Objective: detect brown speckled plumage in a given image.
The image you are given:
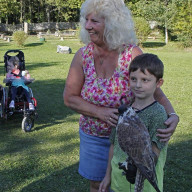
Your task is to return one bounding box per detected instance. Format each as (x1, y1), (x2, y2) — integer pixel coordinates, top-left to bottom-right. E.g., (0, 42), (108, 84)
(117, 107), (160, 192)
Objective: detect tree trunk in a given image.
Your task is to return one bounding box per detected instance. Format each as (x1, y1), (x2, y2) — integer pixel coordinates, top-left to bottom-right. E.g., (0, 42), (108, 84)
(29, 2), (32, 23)
(46, 5), (50, 23)
(20, 0), (23, 23)
(6, 16), (8, 24)
(165, 27), (168, 44)
(164, 0), (169, 44)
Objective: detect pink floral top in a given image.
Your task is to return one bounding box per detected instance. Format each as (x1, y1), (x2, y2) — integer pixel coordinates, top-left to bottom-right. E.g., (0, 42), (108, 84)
(79, 43), (135, 137)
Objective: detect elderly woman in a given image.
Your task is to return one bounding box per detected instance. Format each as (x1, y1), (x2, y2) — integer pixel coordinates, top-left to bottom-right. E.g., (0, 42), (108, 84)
(63, 0), (179, 191)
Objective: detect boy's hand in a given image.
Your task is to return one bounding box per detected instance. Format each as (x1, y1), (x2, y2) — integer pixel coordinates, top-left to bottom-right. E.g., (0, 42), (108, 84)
(99, 175), (111, 192)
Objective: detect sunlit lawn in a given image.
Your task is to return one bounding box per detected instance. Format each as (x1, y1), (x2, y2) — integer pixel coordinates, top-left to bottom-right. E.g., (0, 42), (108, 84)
(0, 36), (191, 192)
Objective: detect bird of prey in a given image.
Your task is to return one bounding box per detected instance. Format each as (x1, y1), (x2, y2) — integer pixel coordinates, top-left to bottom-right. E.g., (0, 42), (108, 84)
(117, 106), (161, 192)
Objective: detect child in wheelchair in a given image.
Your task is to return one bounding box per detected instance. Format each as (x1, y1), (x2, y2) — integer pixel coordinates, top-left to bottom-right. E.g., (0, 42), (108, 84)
(6, 59), (34, 111)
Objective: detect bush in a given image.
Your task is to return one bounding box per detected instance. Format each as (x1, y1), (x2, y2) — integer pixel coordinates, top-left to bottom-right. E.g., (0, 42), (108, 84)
(177, 33), (192, 48)
(13, 31), (28, 46)
(133, 17), (151, 45)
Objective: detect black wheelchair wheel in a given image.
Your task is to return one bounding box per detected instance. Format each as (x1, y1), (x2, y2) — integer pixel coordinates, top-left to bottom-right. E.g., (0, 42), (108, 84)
(0, 91), (3, 117)
(22, 116), (34, 132)
(0, 87), (8, 119)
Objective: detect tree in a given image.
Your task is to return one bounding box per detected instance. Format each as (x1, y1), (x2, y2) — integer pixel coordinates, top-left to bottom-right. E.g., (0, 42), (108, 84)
(0, 0), (19, 24)
(136, 0), (176, 44)
(124, 0), (141, 16)
(0, 0), (84, 24)
(51, 0), (83, 22)
(171, 0), (192, 47)
(133, 17), (151, 45)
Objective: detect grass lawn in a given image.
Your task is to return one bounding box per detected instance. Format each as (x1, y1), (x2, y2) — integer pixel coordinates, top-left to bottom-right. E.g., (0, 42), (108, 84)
(0, 36), (191, 192)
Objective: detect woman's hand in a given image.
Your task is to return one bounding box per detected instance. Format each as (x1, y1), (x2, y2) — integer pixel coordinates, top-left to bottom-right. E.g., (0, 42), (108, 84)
(157, 114), (179, 142)
(99, 175), (111, 192)
(97, 107), (119, 127)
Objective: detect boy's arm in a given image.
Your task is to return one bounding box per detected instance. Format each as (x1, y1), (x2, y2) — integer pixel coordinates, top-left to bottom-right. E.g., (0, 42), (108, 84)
(152, 143), (160, 165)
(99, 144), (114, 192)
(151, 106), (168, 164)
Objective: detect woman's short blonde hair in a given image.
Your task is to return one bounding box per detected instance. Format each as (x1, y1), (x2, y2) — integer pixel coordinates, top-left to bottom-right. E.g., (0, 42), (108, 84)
(80, 0), (137, 51)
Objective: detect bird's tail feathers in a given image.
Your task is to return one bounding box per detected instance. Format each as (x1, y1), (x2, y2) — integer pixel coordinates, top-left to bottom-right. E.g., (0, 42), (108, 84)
(134, 169), (145, 192)
(136, 164), (161, 192)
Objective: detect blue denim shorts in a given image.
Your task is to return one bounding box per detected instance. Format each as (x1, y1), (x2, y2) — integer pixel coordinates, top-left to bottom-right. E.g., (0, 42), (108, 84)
(78, 129), (111, 181)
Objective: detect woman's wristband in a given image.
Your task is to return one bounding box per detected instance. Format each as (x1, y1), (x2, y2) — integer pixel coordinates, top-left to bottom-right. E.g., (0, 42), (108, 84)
(168, 113), (179, 121)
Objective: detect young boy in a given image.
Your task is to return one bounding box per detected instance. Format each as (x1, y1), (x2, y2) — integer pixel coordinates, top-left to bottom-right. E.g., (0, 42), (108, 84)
(99, 53), (168, 192)
(7, 60), (34, 111)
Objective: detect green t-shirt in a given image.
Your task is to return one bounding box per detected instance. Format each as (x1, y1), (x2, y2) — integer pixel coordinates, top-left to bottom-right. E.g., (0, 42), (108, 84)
(110, 101), (168, 192)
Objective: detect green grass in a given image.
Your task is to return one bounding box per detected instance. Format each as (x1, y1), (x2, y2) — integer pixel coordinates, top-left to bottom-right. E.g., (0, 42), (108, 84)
(0, 36), (191, 192)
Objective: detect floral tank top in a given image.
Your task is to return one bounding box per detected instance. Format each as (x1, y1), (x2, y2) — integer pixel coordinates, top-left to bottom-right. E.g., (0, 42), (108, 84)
(79, 43), (135, 137)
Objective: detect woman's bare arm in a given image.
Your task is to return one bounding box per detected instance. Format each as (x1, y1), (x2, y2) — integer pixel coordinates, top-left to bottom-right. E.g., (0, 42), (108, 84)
(154, 88), (179, 141)
(63, 49), (118, 125)
(132, 46), (143, 59)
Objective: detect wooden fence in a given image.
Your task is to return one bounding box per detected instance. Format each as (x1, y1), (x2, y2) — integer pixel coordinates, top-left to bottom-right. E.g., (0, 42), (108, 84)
(0, 22), (79, 34)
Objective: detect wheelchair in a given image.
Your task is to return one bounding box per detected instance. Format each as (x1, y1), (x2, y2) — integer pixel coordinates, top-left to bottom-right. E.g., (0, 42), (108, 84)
(0, 50), (38, 132)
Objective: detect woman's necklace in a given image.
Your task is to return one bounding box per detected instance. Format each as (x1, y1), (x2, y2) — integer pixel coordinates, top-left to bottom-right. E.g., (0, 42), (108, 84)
(98, 53), (104, 65)
(96, 48), (110, 65)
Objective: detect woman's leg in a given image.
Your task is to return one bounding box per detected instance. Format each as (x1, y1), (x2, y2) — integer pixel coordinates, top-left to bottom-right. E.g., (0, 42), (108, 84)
(90, 180), (101, 192)
(90, 181), (113, 192)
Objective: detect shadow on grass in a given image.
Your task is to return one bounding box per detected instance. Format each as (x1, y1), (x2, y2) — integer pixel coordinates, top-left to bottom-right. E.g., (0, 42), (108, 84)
(163, 139), (192, 192)
(20, 139), (192, 192)
(0, 138), (190, 192)
(0, 42), (9, 47)
(0, 128), (86, 191)
(25, 43), (44, 47)
(0, 66), (5, 77)
(20, 163), (89, 192)
(142, 42), (166, 48)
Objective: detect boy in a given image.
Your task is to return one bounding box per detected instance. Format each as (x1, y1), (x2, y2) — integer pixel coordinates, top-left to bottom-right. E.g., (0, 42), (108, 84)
(99, 53), (168, 192)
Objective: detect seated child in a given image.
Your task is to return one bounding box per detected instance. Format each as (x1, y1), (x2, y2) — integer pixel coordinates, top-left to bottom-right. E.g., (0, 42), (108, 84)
(6, 60), (34, 111)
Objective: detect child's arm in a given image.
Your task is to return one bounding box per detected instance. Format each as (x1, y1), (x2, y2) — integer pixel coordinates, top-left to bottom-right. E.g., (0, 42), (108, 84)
(99, 144), (114, 192)
(5, 71), (15, 84)
(21, 70), (29, 76)
(150, 105), (168, 164)
(21, 70), (31, 80)
(152, 143), (160, 165)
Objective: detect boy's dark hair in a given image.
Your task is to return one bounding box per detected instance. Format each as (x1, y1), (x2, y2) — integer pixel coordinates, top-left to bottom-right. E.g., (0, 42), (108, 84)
(129, 53), (164, 81)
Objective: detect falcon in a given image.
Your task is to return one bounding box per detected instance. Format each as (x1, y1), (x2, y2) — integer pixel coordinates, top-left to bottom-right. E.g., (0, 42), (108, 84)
(117, 106), (161, 192)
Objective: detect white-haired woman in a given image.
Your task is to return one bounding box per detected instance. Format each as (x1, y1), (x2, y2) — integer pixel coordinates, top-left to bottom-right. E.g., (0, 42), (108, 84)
(63, 0), (179, 191)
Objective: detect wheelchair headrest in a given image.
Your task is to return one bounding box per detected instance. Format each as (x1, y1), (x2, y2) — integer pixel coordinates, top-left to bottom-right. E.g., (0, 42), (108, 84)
(4, 50), (25, 74)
